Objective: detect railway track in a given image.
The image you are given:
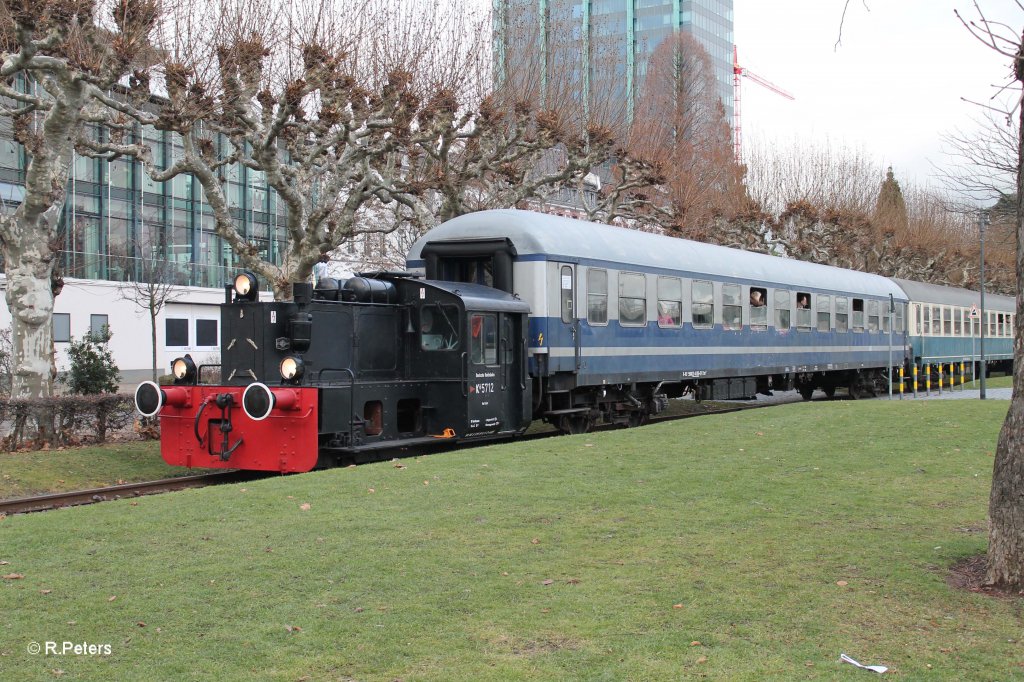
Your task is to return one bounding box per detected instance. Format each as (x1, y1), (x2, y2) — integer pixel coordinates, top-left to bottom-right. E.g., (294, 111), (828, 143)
(1, 396), (790, 515)
(0, 470), (268, 515)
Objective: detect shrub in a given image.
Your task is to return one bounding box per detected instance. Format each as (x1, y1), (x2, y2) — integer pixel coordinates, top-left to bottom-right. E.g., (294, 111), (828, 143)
(63, 326), (120, 395)
(0, 394), (136, 450)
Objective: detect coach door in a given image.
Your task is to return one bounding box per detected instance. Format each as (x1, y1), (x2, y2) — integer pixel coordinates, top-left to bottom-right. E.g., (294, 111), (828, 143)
(465, 311), (523, 436)
(559, 264), (581, 371)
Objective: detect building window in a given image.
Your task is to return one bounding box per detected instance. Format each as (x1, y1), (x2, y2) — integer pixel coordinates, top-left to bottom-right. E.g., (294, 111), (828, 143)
(618, 272), (646, 327)
(53, 313), (71, 343)
(90, 314), (109, 340)
(587, 268), (608, 325)
(166, 318), (189, 347)
(196, 319), (218, 347)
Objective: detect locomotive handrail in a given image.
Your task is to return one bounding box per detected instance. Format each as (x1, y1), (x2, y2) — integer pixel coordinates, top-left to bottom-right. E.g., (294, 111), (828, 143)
(460, 352), (468, 397)
(313, 366), (360, 437)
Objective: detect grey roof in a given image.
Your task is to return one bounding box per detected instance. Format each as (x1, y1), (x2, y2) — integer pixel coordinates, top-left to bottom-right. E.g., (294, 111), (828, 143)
(424, 280), (531, 313)
(893, 278), (1015, 312)
(409, 210), (907, 300)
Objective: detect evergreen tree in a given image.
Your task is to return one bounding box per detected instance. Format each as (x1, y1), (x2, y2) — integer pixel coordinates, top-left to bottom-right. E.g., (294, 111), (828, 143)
(63, 327), (120, 395)
(874, 167), (909, 233)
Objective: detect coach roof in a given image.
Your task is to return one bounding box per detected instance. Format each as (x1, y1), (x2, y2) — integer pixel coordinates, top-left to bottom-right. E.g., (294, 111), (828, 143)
(409, 209), (906, 300)
(893, 278), (1014, 312)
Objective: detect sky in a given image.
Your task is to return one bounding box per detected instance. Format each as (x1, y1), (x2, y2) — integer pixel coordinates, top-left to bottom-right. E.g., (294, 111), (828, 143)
(733, 0), (1020, 191)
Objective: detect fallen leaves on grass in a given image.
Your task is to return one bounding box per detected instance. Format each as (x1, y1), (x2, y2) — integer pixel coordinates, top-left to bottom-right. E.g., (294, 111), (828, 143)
(39, 589), (52, 595)
(137, 622), (146, 628)
(673, 604), (684, 609)
(690, 641), (702, 647)
(542, 579), (554, 586)
(0, 560), (9, 565)
(300, 503), (311, 511)
(836, 580), (848, 587)
(285, 625), (302, 634)
(107, 596), (117, 602)
(531, 538), (540, 545)
(697, 656), (708, 664)
(3, 573), (24, 580)
(392, 461), (407, 469)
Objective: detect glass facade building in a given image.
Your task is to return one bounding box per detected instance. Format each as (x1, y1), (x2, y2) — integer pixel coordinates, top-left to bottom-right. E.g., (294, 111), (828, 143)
(494, 0), (734, 123)
(0, 98), (287, 289)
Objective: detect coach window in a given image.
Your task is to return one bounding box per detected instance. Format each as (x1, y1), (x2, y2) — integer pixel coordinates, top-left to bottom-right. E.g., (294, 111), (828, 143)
(895, 303), (905, 334)
(882, 301), (892, 333)
(420, 305), (460, 351)
(953, 308), (962, 336)
(938, 306), (949, 335)
(587, 269), (608, 325)
(619, 272), (647, 327)
(692, 280), (713, 328)
(864, 299), (880, 329)
(470, 313), (497, 365)
(817, 295), (831, 332)
(922, 305), (930, 335)
(997, 313), (1006, 337)
(774, 290), (791, 331)
(852, 299), (864, 332)
(835, 297), (849, 332)
(795, 291), (812, 331)
(749, 286), (768, 329)
(657, 276), (682, 328)
(722, 284), (742, 330)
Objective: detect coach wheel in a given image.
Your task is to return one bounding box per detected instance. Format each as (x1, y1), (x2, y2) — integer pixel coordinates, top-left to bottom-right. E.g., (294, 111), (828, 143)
(847, 382), (863, 400)
(558, 414), (592, 435)
(823, 385), (836, 399)
(798, 386), (814, 401)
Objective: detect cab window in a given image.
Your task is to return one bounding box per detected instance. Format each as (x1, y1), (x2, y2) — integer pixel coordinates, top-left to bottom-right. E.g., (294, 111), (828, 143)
(420, 305), (460, 351)
(470, 313), (497, 364)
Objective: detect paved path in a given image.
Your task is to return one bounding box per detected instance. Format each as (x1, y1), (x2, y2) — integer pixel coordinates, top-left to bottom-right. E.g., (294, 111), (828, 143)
(893, 387), (1011, 400)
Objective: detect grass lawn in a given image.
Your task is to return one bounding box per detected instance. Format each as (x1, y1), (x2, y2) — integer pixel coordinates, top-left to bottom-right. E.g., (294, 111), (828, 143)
(0, 400), (1019, 680)
(0, 442), (211, 500)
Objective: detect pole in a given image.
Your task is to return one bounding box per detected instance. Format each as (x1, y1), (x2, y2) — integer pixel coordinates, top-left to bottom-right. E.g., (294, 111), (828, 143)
(979, 210), (988, 400)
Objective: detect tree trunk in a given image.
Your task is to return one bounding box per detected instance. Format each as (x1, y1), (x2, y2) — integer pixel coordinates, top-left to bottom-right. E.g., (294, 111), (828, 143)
(150, 305), (158, 383)
(3, 238), (57, 440)
(985, 93), (1024, 590)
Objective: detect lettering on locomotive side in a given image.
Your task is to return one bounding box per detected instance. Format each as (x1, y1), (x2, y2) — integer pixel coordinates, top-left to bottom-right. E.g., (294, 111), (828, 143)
(680, 370), (708, 378)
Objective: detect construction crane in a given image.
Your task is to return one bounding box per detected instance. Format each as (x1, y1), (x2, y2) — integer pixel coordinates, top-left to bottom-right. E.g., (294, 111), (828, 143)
(733, 46), (794, 163)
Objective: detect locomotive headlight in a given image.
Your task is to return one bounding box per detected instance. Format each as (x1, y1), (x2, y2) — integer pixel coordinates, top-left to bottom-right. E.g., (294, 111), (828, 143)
(171, 355), (197, 384)
(279, 356), (304, 381)
(233, 271), (259, 301)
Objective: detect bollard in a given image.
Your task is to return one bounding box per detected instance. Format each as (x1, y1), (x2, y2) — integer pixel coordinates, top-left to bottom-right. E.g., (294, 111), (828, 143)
(925, 363), (931, 394)
(899, 366), (904, 399)
(960, 361), (966, 390)
(913, 364), (919, 398)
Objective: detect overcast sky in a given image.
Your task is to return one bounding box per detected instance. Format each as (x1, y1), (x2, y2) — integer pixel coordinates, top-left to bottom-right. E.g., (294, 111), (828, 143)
(734, 0), (1019, 191)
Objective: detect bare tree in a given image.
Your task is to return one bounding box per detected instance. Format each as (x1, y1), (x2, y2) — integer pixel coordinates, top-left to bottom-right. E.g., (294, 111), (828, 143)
(82, 0), (657, 299)
(116, 240), (185, 382)
(0, 0), (162, 434)
(956, 1), (1024, 591)
(628, 32), (743, 233)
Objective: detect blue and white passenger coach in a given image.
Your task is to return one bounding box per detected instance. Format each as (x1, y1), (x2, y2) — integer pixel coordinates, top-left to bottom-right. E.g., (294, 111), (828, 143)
(409, 210), (910, 433)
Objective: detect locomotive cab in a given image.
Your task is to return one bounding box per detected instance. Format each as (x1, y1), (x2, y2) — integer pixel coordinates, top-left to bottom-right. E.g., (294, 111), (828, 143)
(135, 272), (532, 472)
